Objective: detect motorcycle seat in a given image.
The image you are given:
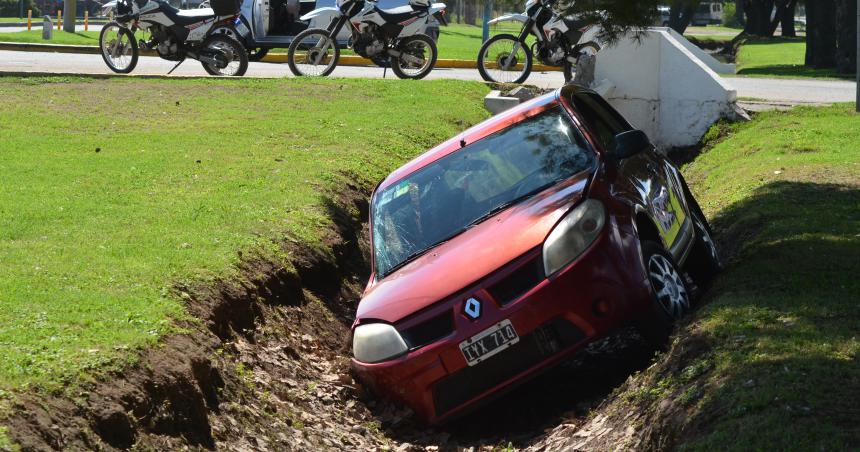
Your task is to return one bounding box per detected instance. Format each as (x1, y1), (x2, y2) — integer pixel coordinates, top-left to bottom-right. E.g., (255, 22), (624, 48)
(157, 1), (217, 26)
(376, 5), (425, 25)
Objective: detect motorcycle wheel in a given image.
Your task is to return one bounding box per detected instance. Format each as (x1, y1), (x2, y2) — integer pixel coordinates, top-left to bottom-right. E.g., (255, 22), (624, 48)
(288, 28), (339, 77)
(390, 34), (438, 80)
(99, 22), (138, 74)
(248, 47), (269, 62)
(201, 35), (249, 76)
(477, 33), (532, 84)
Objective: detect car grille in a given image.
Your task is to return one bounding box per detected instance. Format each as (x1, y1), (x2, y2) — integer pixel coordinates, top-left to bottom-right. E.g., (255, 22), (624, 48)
(431, 317), (585, 417)
(400, 310), (455, 350)
(487, 256), (545, 306)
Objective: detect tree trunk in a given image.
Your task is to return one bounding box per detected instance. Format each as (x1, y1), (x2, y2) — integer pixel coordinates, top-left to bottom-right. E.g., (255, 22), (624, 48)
(464, 0), (477, 26)
(746, 0), (775, 36)
(835, 0), (857, 74)
(669, 3), (696, 34)
(735, 0), (746, 26)
(805, 0), (816, 65)
(810, 0), (837, 68)
(779, 0), (797, 37)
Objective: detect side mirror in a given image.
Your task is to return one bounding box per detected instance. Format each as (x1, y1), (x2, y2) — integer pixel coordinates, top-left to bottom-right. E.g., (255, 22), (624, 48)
(610, 130), (652, 161)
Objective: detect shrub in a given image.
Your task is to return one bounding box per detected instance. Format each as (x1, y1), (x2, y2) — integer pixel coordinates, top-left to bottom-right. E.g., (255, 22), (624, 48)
(0, 0), (42, 17)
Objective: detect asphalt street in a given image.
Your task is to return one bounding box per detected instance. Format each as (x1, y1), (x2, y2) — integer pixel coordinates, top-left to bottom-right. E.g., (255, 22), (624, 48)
(0, 50), (856, 105)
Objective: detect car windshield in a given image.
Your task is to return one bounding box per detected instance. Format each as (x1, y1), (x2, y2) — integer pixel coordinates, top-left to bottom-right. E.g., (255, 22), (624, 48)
(371, 107), (597, 279)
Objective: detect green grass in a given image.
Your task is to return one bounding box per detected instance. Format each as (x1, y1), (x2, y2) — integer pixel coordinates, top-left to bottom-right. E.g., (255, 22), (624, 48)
(686, 25), (743, 35)
(673, 104), (860, 449)
(0, 29), (100, 45)
(0, 76), (490, 392)
(436, 22), (524, 60)
(684, 33), (737, 43)
(736, 37), (854, 79)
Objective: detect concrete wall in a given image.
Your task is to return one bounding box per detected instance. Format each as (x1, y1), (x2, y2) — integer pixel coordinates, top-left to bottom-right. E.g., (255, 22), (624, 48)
(593, 29), (738, 150)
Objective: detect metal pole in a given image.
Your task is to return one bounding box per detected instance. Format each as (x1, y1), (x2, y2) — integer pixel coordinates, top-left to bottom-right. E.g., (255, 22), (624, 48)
(482, 0), (491, 42)
(856, 0), (859, 112)
(19, 0), (23, 19)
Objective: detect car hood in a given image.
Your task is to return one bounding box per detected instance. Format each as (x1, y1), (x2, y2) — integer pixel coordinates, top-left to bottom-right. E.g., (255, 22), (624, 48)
(356, 171), (592, 324)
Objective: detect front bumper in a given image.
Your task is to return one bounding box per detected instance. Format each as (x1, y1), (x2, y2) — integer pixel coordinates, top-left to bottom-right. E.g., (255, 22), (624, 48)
(352, 226), (650, 424)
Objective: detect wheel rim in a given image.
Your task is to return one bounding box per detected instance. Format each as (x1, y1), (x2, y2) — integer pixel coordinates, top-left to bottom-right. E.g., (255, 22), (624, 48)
(647, 254), (689, 319)
(292, 32), (336, 76)
(101, 25), (134, 71)
(481, 37), (528, 83)
(396, 39), (431, 77)
(206, 39), (242, 76)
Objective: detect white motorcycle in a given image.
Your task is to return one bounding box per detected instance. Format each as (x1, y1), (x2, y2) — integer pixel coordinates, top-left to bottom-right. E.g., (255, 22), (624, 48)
(287, 0), (446, 79)
(478, 0), (600, 84)
(99, 0), (249, 76)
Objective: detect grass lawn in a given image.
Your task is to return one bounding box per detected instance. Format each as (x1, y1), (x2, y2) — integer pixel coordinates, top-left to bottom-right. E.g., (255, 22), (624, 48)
(672, 104), (860, 448)
(736, 37), (854, 79)
(0, 76), (490, 394)
(0, 29), (100, 45)
(436, 22), (525, 60)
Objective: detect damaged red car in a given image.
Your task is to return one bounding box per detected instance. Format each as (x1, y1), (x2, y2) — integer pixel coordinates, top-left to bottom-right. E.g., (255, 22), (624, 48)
(351, 84), (721, 424)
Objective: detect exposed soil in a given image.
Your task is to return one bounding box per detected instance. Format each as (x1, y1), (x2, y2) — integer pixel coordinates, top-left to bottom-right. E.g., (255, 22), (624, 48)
(1, 172), (685, 451)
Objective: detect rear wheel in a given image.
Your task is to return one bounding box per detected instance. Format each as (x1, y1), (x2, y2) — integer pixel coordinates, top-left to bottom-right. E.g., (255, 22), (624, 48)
(288, 28), (339, 77)
(99, 22), (138, 74)
(477, 33), (532, 84)
(636, 240), (691, 347)
(390, 34), (438, 80)
(201, 35), (248, 76)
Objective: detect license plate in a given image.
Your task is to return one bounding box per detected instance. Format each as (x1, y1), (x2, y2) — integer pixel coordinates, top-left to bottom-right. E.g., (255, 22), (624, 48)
(459, 319), (519, 366)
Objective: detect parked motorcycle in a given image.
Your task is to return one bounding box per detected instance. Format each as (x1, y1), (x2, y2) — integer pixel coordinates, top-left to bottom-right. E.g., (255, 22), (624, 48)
(286, 0), (446, 79)
(98, 0), (249, 76)
(477, 0), (600, 84)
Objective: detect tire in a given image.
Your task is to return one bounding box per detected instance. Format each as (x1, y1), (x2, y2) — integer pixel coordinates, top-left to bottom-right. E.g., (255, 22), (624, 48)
(99, 22), (138, 74)
(390, 34), (438, 80)
(477, 33), (533, 84)
(248, 47), (269, 62)
(201, 35), (248, 76)
(636, 240), (692, 347)
(288, 28), (339, 77)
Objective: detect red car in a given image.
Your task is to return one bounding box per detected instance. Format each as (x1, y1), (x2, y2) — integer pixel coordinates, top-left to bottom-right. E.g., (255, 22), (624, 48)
(351, 84), (721, 424)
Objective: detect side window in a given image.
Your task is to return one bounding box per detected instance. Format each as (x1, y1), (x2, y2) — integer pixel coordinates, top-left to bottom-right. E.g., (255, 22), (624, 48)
(571, 92), (633, 154)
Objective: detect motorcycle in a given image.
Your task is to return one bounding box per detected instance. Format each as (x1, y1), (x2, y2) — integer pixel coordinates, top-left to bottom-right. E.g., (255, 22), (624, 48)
(98, 0), (249, 76)
(286, 0), (447, 79)
(477, 0), (600, 84)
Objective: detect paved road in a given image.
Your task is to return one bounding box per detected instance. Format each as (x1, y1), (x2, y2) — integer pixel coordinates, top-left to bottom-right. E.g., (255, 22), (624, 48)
(0, 50), (856, 105)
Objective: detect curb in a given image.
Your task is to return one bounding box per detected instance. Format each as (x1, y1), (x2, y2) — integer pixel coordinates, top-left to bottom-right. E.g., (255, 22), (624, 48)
(0, 41), (561, 72)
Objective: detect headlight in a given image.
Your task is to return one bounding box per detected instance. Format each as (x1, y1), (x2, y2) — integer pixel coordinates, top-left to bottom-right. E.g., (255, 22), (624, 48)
(542, 199), (605, 276)
(352, 323), (408, 363)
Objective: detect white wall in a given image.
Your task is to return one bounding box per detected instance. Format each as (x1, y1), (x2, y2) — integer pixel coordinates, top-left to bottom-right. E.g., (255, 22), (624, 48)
(593, 29), (738, 150)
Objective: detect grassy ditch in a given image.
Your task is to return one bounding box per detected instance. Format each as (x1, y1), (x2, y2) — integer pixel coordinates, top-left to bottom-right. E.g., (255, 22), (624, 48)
(536, 103), (860, 450)
(671, 103), (860, 449)
(0, 76), (490, 396)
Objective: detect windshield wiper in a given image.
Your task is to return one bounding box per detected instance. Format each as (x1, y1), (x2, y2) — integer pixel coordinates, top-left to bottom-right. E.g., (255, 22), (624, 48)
(379, 243), (445, 279)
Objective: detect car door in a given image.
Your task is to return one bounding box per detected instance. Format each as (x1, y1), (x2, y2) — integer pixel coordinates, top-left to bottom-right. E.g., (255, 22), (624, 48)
(570, 91), (692, 261)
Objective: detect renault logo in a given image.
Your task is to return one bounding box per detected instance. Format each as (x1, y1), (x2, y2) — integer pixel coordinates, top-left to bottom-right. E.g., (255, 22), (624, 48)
(464, 298), (482, 320)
